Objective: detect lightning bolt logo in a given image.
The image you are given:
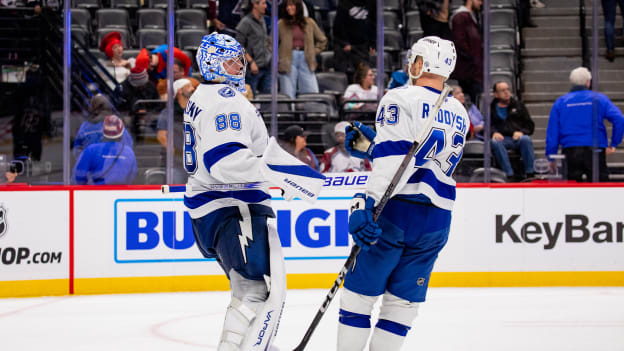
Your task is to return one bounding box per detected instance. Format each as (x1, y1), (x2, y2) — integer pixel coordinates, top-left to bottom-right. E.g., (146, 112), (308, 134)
(238, 205), (254, 264)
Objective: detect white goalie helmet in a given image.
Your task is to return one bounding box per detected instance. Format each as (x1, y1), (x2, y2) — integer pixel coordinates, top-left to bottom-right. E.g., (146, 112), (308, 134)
(196, 32), (247, 93)
(408, 36), (457, 80)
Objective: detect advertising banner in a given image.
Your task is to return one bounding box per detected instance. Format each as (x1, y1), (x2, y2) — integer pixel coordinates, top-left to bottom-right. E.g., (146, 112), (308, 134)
(0, 190), (69, 296)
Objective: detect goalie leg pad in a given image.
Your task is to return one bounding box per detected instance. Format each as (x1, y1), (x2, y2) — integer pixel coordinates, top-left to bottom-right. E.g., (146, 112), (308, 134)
(239, 220), (286, 350)
(337, 288), (379, 351)
(369, 291), (420, 351)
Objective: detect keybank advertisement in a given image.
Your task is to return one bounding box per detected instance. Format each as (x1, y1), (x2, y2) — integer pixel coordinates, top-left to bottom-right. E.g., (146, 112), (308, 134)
(0, 191), (69, 281)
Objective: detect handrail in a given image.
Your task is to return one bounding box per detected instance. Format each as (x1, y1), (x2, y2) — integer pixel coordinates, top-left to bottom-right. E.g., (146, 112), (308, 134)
(580, 0), (590, 67)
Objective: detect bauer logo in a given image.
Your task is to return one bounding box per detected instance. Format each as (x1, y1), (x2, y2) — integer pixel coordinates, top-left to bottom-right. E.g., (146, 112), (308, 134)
(114, 197), (354, 263)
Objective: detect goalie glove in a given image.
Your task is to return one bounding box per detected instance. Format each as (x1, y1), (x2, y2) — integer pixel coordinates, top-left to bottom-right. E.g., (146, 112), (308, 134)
(345, 121), (376, 161)
(348, 193), (381, 250)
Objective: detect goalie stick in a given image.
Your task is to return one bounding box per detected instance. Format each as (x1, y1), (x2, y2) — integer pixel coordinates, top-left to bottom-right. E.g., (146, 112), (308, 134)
(161, 182), (265, 194)
(292, 84), (452, 351)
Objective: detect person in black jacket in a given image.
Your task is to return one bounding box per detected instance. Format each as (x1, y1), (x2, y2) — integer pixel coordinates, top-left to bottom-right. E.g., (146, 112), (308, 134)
(490, 81), (536, 180)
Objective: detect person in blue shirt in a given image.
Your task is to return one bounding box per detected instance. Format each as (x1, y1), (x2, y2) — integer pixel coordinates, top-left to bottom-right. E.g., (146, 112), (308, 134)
(73, 94), (133, 160)
(546, 67), (624, 182)
(387, 50), (410, 90)
(72, 115), (137, 185)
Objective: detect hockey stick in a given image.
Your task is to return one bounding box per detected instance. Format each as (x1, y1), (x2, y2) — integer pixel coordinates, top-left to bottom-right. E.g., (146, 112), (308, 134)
(292, 84), (452, 351)
(161, 182), (265, 194)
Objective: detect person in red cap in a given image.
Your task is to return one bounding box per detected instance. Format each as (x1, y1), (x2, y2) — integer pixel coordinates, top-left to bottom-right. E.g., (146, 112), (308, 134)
(99, 31), (135, 87)
(135, 44), (191, 83)
(72, 115), (137, 185)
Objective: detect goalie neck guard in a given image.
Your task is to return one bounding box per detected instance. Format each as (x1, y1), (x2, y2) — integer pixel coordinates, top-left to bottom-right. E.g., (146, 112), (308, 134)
(196, 32), (247, 93)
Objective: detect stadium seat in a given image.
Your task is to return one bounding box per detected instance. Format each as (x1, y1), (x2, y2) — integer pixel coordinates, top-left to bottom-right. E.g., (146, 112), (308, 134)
(186, 0), (210, 9)
(405, 10), (421, 32)
(318, 50), (334, 72)
(490, 28), (516, 50)
(407, 30), (424, 45)
(176, 29), (207, 51)
(490, 9), (517, 29)
(72, 0), (101, 10)
(383, 29), (403, 52)
(138, 9), (166, 30)
(70, 8), (91, 33)
(63, 27), (91, 47)
(405, 0), (419, 11)
(296, 93), (339, 120)
(175, 9), (207, 30)
(110, 0), (138, 10)
(138, 29), (167, 50)
(383, 11), (400, 30)
(490, 49), (516, 73)
(122, 48), (140, 60)
(96, 9), (130, 30)
(383, 0), (401, 12)
(147, 0), (170, 9)
(316, 71), (348, 94)
(97, 27), (130, 48)
(491, 0), (516, 8)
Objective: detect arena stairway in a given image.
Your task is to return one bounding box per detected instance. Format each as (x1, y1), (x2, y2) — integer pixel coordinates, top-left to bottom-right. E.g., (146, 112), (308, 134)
(521, 0), (624, 179)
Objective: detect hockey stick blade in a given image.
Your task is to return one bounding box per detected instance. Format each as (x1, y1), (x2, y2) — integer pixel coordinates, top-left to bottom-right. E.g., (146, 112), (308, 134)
(292, 84), (451, 351)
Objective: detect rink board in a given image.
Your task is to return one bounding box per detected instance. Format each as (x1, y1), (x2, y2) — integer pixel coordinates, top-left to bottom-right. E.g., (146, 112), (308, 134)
(1, 177), (624, 297)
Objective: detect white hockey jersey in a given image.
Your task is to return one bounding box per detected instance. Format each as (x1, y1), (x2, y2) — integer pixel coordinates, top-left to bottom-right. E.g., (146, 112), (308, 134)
(183, 83), (271, 218)
(367, 85), (470, 210)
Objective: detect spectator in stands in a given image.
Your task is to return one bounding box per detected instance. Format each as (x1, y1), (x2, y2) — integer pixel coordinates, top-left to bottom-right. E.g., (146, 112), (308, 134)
(135, 45), (192, 84)
(490, 81), (536, 180)
(2, 170), (17, 184)
(211, 0), (243, 36)
(73, 94), (133, 160)
(157, 70), (200, 101)
(277, 0), (327, 98)
(416, 0), (452, 40)
(278, 124), (319, 170)
(601, 0), (624, 61)
(343, 63), (378, 113)
(333, 0), (376, 75)
(12, 82), (50, 162)
(236, 0), (273, 96)
(115, 67), (160, 139)
(450, 0), (483, 106)
(452, 84), (484, 140)
(99, 31), (134, 87)
(546, 67), (624, 182)
(72, 115), (137, 185)
(387, 49), (411, 89)
(156, 78), (194, 183)
(320, 121), (372, 173)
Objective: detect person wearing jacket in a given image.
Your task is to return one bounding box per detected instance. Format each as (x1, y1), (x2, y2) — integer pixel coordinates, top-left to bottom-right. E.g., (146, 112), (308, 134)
(450, 0), (483, 105)
(546, 67), (624, 182)
(72, 95), (133, 160)
(72, 115), (137, 185)
(490, 81), (536, 180)
(277, 0), (327, 98)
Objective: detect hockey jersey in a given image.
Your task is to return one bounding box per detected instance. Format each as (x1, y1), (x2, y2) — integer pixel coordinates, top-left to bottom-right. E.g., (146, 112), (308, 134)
(183, 83), (271, 218)
(368, 85), (469, 210)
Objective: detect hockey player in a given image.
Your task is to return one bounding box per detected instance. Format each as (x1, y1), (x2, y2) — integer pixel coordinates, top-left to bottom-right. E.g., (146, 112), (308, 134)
(185, 33), (325, 351)
(338, 36), (470, 351)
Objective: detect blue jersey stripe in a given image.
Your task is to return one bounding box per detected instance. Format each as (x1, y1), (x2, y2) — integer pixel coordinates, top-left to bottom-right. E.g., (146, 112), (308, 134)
(184, 190), (270, 209)
(372, 140), (412, 159)
(407, 168), (456, 200)
(266, 164), (325, 180)
(203, 142), (247, 172)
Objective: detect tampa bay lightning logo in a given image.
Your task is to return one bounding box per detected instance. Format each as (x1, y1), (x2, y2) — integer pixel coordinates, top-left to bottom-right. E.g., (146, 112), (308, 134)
(0, 204), (7, 239)
(218, 86), (236, 98)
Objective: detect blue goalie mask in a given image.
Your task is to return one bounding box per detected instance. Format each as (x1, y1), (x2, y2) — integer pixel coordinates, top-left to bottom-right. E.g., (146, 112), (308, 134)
(196, 32), (247, 93)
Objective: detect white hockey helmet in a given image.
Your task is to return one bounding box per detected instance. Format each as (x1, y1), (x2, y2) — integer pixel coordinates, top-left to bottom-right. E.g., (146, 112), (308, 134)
(408, 36), (457, 80)
(196, 32), (247, 93)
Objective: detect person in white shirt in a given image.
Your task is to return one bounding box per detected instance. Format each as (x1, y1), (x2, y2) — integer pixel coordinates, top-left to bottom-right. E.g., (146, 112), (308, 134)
(343, 62), (378, 112)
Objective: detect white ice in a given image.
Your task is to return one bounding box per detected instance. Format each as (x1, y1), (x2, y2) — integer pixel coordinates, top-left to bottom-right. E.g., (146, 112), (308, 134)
(1, 287), (623, 351)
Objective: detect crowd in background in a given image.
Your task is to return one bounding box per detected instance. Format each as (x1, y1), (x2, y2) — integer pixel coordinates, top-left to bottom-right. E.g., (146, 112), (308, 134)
(2, 0), (624, 185)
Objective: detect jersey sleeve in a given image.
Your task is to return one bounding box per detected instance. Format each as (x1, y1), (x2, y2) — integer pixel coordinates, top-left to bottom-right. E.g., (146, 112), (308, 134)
(366, 91), (418, 204)
(194, 96), (266, 184)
